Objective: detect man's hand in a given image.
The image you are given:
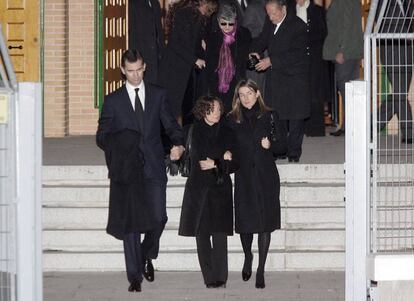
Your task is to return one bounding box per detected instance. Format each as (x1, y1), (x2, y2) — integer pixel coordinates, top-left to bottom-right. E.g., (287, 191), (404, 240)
(223, 151), (232, 161)
(255, 57), (271, 71)
(199, 157), (216, 170)
(170, 145), (185, 161)
(195, 58), (206, 69)
(335, 52), (345, 64)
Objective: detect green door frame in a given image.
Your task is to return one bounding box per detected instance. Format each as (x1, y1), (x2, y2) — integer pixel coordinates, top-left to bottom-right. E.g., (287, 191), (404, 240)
(95, 0), (104, 110)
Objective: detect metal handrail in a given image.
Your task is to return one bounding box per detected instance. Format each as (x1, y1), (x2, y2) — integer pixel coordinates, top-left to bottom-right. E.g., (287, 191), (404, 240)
(0, 24), (17, 90)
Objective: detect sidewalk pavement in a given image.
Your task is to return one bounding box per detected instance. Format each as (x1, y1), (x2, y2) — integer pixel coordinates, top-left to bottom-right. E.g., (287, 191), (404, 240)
(43, 271), (345, 301)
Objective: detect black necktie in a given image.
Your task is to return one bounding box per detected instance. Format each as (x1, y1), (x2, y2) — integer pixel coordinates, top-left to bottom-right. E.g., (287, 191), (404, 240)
(134, 88), (144, 132)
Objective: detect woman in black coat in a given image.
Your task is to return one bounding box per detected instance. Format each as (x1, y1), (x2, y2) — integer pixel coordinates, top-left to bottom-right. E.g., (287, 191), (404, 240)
(158, 0), (218, 122)
(205, 3), (251, 113)
(227, 79), (285, 289)
(178, 95), (236, 288)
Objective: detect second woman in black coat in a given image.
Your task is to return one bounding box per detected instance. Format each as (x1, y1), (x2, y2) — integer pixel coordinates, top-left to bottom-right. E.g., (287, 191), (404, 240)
(205, 3), (251, 113)
(178, 95), (236, 288)
(227, 79), (285, 289)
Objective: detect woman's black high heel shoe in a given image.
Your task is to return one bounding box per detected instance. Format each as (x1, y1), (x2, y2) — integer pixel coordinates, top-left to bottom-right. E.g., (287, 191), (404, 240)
(255, 271), (265, 289)
(242, 254), (253, 281)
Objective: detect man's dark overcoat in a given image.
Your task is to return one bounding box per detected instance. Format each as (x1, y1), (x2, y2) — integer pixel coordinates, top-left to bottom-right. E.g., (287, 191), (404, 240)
(129, 0), (165, 84)
(97, 83), (184, 230)
(205, 24), (251, 112)
(158, 6), (206, 118)
(251, 13), (310, 120)
(227, 107), (286, 233)
(178, 120), (236, 236)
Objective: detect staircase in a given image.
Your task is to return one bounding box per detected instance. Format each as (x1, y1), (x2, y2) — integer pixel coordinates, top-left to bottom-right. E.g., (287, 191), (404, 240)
(42, 164), (345, 272)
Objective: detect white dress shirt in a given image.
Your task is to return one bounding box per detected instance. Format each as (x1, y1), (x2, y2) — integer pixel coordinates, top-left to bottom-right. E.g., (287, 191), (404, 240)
(296, 0), (310, 24)
(274, 13), (287, 35)
(126, 80), (145, 111)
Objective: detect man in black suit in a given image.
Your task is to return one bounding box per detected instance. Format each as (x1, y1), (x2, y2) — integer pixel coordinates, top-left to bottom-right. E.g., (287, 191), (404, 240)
(97, 50), (184, 292)
(250, 0), (309, 162)
(129, 0), (164, 84)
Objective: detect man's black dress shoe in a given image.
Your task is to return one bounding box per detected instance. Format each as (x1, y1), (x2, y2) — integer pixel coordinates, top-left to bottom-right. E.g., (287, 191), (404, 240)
(242, 271), (252, 281)
(143, 259), (154, 282)
(128, 280), (142, 292)
(330, 129), (344, 136)
(402, 138), (413, 144)
(288, 157), (299, 163)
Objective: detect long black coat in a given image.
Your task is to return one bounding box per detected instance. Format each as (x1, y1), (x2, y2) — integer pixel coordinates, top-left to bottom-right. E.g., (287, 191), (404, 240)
(103, 130), (157, 240)
(97, 83), (184, 230)
(290, 1), (328, 136)
(252, 13), (310, 120)
(227, 107), (283, 234)
(205, 25), (251, 112)
(129, 0), (165, 84)
(179, 120), (236, 237)
(158, 6), (206, 118)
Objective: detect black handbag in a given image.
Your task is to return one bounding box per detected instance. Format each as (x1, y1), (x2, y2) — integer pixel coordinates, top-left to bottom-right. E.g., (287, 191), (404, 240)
(179, 125), (194, 177)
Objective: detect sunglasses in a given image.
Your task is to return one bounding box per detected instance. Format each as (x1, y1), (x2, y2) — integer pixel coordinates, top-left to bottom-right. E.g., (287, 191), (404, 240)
(220, 22), (235, 26)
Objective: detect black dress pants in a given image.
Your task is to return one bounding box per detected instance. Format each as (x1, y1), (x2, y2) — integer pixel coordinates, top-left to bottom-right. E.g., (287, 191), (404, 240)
(196, 233), (228, 285)
(123, 232), (143, 284)
(280, 119), (305, 160)
(141, 179), (167, 261)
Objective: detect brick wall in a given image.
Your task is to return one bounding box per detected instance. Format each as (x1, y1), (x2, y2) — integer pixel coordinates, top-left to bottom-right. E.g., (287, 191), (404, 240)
(44, 0), (69, 137)
(44, 0), (98, 137)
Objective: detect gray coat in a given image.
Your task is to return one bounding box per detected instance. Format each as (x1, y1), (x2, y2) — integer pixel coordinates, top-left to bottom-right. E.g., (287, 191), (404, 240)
(323, 0), (363, 61)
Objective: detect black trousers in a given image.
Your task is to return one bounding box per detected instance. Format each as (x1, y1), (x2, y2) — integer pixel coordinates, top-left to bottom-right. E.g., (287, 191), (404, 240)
(123, 232), (143, 284)
(379, 43), (413, 138)
(280, 119), (305, 159)
(196, 233), (228, 285)
(335, 59), (360, 130)
(141, 179), (167, 260)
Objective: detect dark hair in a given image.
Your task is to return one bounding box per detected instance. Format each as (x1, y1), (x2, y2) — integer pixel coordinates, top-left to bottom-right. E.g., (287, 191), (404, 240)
(192, 95), (224, 120)
(121, 49), (144, 67)
(165, 0), (218, 38)
(228, 79), (271, 123)
(266, 0), (287, 7)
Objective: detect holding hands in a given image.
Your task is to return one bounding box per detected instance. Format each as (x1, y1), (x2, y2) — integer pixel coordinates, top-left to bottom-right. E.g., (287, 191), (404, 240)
(199, 157), (216, 170)
(223, 151), (232, 161)
(249, 53), (271, 71)
(170, 145), (185, 161)
(195, 58), (206, 69)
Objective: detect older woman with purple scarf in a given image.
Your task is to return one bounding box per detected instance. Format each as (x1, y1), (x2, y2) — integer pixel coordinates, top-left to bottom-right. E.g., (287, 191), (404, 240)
(205, 3), (251, 113)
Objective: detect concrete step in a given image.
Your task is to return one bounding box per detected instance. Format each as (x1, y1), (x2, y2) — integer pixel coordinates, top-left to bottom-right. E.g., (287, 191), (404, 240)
(42, 207), (345, 231)
(43, 229), (345, 253)
(42, 249), (344, 272)
(42, 164), (346, 184)
(42, 184), (346, 208)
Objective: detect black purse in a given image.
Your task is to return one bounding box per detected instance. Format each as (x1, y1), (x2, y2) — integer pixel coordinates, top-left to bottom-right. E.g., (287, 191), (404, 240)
(179, 125), (194, 177)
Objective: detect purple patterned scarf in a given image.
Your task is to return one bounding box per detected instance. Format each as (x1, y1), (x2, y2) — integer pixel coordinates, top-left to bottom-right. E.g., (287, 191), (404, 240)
(216, 23), (237, 93)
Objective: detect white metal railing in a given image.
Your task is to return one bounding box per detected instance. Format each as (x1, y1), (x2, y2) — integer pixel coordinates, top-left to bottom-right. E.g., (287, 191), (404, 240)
(0, 24), (18, 301)
(347, 0), (414, 300)
(0, 25), (42, 301)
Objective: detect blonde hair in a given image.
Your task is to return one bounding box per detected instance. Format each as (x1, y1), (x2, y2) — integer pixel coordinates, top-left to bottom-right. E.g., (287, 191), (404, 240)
(228, 79), (271, 123)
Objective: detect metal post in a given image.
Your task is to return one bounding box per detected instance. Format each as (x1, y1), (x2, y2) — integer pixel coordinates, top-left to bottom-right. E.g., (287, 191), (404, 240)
(345, 81), (369, 301)
(16, 82), (42, 301)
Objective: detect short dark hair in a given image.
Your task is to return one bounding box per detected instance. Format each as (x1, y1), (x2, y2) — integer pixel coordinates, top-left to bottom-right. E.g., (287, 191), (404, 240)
(266, 0), (287, 7)
(192, 95), (224, 120)
(121, 49), (144, 67)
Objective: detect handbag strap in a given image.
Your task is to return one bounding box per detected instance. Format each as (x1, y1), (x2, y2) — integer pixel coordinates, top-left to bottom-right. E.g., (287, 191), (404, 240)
(185, 124), (194, 153)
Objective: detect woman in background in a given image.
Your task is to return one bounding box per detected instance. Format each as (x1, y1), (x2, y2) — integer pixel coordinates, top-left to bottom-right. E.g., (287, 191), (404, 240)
(205, 3), (251, 113)
(159, 0), (218, 124)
